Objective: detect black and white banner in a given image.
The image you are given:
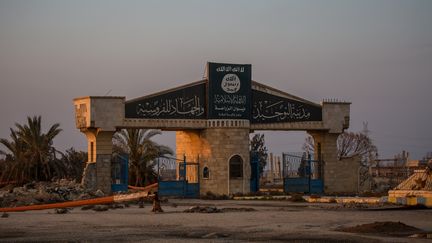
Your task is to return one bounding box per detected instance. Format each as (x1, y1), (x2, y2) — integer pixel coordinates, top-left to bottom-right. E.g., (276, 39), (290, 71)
(207, 62), (251, 119)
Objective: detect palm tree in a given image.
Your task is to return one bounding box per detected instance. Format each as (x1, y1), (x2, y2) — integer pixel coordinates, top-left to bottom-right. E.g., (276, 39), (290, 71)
(0, 128), (29, 183)
(0, 116), (62, 183)
(59, 148), (87, 182)
(113, 129), (173, 186)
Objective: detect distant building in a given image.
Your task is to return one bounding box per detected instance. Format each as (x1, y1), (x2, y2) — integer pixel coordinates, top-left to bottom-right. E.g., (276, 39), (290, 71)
(370, 159), (428, 178)
(369, 151), (429, 191)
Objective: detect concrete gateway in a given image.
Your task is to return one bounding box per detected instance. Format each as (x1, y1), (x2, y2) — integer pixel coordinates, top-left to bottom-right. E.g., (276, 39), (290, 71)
(73, 62), (356, 196)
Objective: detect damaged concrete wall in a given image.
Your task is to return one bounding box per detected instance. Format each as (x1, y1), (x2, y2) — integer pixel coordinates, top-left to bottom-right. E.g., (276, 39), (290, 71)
(81, 162), (97, 191)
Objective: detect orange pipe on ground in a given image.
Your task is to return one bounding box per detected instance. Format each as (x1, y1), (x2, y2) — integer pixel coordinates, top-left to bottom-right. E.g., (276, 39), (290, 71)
(128, 184), (159, 191)
(0, 183), (158, 213)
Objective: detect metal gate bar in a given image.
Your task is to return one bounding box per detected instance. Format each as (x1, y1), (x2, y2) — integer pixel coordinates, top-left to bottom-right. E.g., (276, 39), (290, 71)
(157, 156), (200, 198)
(282, 152), (323, 194)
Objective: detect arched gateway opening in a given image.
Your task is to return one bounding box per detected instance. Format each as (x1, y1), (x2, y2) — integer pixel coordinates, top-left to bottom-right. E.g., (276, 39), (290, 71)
(74, 62), (352, 196)
(229, 155), (244, 194)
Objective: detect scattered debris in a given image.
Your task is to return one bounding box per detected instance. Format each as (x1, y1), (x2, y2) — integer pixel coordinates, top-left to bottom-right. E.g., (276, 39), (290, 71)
(151, 192), (163, 213)
(55, 208), (69, 214)
(94, 189), (105, 197)
(220, 208), (255, 212)
(184, 206), (220, 213)
(337, 221), (422, 235)
(0, 179), (91, 208)
(323, 202), (387, 210)
(184, 206), (256, 213)
(138, 197), (145, 208)
(288, 194), (306, 202)
(109, 203), (125, 209)
(341, 202), (370, 209)
(409, 233), (432, 239)
(201, 232), (229, 239)
(81, 205), (95, 210)
(92, 205), (109, 212)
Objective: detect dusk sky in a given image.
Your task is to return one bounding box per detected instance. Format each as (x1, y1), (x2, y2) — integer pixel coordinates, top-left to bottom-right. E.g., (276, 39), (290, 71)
(1, 0), (431, 160)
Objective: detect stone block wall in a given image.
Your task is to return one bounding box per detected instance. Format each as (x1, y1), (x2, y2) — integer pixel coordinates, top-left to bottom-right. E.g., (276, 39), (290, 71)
(96, 154), (112, 194)
(90, 97), (125, 131)
(176, 127), (250, 196)
(322, 102), (350, 133)
(81, 130), (114, 194)
(308, 131), (360, 194)
(336, 156), (360, 193)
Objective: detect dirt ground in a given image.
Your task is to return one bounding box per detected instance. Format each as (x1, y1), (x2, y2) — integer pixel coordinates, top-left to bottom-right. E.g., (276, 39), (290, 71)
(1, 199), (431, 242)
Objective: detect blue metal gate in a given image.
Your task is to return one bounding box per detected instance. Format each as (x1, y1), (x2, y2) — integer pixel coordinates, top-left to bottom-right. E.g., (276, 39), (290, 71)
(282, 152), (323, 194)
(157, 156), (200, 198)
(111, 154), (129, 192)
(250, 152), (260, 192)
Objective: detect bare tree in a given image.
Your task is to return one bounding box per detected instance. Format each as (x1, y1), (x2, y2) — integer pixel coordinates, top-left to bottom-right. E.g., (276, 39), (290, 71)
(337, 132), (377, 161)
(303, 130), (378, 191)
(303, 132), (377, 162)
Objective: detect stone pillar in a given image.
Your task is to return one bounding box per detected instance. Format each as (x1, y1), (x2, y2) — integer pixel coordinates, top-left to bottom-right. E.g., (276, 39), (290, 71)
(175, 130), (203, 183)
(309, 131), (360, 193)
(308, 131), (340, 193)
(81, 129), (97, 191)
(176, 126), (250, 196)
(176, 130), (205, 162)
(81, 129), (114, 194)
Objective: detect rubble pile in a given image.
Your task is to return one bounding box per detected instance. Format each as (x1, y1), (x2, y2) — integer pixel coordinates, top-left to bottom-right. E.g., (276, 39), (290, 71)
(184, 206), (221, 213)
(80, 203), (126, 211)
(184, 206), (256, 213)
(341, 202), (371, 209)
(337, 221), (423, 236)
(0, 179), (98, 208)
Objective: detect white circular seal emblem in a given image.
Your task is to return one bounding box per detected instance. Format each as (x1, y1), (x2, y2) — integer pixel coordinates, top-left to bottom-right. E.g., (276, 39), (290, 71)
(221, 74), (241, 93)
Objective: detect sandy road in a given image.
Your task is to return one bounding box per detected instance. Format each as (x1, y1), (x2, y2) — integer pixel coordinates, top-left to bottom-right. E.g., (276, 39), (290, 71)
(1, 199), (431, 242)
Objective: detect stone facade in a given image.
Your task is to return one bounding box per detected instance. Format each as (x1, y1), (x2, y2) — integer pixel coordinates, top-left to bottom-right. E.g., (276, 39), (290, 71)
(176, 126), (250, 195)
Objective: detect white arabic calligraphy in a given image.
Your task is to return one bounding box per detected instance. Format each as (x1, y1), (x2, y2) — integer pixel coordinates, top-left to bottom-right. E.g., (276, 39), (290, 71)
(215, 65), (245, 73)
(136, 95), (205, 117)
(253, 100), (312, 121)
(214, 105), (246, 112)
(214, 94), (246, 105)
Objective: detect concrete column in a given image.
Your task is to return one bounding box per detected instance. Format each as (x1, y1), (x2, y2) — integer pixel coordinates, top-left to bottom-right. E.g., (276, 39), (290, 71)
(308, 131), (340, 193)
(81, 129), (114, 194)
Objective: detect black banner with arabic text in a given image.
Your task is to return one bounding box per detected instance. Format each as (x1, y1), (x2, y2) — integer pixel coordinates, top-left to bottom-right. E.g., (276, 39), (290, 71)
(207, 62), (251, 119)
(251, 90), (322, 123)
(125, 83), (206, 119)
